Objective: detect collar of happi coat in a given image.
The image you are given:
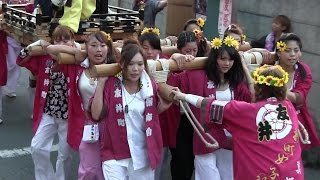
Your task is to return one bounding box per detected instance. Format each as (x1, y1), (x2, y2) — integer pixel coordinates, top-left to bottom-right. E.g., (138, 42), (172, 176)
(205, 76), (234, 100)
(111, 71), (156, 138)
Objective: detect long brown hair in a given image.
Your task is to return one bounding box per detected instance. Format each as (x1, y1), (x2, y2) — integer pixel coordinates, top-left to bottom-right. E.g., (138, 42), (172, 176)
(120, 39), (149, 77)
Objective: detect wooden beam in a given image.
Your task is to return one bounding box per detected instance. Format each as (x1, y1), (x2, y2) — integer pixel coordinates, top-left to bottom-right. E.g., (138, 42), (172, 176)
(29, 43), (178, 57)
(92, 57), (207, 77)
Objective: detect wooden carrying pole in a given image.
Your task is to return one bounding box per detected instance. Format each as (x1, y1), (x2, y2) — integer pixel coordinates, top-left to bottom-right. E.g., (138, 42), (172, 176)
(56, 45), (179, 64)
(57, 53), (79, 64)
(92, 57), (207, 77)
(58, 51), (219, 148)
(56, 50), (277, 75)
(162, 46), (179, 56)
(27, 44), (86, 56)
(157, 83), (176, 102)
(28, 46), (47, 56)
(28, 44), (178, 57)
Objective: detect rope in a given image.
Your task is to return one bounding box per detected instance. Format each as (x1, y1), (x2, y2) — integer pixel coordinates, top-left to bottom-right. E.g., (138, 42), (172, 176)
(179, 100), (309, 147)
(179, 100), (219, 149)
(149, 58), (218, 148)
(298, 121), (311, 144)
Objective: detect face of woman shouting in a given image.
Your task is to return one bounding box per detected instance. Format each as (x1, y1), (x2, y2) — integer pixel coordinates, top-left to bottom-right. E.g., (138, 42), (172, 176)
(87, 36), (109, 65)
(85, 31), (115, 65)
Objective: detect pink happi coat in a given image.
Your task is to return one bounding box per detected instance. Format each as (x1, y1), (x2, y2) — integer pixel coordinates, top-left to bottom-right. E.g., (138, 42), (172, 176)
(290, 61), (320, 149)
(93, 76), (163, 169)
(156, 54), (181, 148)
(203, 98), (304, 180)
(169, 70), (252, 154)
(57, 64), (88, 150)
(0, 31), (8, 86)
(17, 56), (83, 150)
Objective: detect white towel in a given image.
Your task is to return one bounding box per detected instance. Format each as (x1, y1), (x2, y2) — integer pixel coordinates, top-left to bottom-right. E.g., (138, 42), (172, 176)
(139, 70), (154, 99)
(80, 57), (90, 68)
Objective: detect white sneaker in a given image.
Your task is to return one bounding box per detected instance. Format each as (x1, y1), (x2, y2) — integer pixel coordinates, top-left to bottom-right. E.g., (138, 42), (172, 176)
(6, 92), (17, 98)
(0, 118), (3, 124)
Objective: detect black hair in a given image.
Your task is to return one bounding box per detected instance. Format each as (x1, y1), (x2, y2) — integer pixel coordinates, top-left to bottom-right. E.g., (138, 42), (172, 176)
(177, 31), (197, 50)
(205, 45), (244, 89)
(177, 31), (207, 57)
(138, 32), (161, 51)
(196, 38), (208, 57)
(183, 19), (202, 31)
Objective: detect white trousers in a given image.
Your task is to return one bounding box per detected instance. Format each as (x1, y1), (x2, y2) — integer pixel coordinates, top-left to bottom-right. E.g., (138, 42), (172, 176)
(102, 159), (154, 180)
(195, 149), (233, 180)
(215, 149), (233, 180)
(31, 113), (72, 180)
(5, 36), (21, 93)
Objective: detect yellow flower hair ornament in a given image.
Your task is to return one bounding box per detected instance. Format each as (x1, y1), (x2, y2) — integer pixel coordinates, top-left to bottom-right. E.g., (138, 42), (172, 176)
(210, 37), (222, 49)
(276, 41), (287, 52)
(196, 17), (205, 28)
(210, 36), (239, 50)
(141, 27), (160, 36)
(101, 31), (112, 41)
(223, 36), (239, 49)
(252, 65), (289, 87)
(193, 29), (203, 41)
(242, 34), (246, 42)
